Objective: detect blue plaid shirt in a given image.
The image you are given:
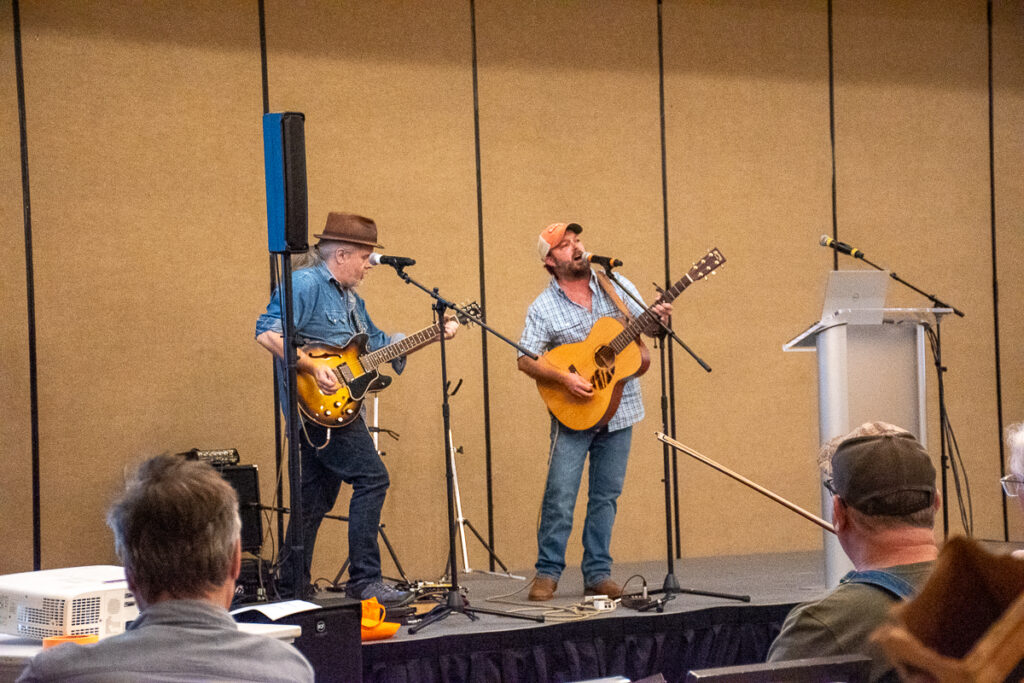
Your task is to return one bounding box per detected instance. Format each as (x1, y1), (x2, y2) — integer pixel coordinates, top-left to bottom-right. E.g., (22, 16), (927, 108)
(519, 271), (648, 431)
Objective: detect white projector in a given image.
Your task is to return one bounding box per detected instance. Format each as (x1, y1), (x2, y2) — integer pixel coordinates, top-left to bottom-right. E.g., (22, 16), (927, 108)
(0, 565), (139, 640)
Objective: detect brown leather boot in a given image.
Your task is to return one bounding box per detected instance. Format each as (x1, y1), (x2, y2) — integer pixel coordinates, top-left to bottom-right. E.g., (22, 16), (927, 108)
(528, 576), (557, 601)
(584, 578), (622, 599)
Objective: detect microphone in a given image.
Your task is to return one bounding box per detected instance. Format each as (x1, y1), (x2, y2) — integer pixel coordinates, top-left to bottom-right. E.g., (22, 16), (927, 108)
(369, 253), (416, 268)
(584, 252), (624, 270)
(819, 235), (865, 259)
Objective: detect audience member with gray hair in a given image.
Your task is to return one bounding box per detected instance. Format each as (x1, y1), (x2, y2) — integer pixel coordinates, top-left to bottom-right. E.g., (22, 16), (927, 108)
(767, 422), (941, 683)
(18, 455), (314, 682)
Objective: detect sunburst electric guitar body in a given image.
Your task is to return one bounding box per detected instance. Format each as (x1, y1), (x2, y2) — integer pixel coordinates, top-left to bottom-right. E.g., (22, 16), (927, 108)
(535, 249), (725, 431)
(296, 303), (480, 428)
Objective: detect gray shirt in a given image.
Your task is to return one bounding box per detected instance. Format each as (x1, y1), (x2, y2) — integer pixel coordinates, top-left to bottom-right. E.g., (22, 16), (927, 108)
(17, 599), (314, 682)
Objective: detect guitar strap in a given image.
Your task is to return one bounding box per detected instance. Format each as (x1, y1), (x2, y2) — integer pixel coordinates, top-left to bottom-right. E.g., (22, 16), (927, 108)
(595, 272), (636, 323)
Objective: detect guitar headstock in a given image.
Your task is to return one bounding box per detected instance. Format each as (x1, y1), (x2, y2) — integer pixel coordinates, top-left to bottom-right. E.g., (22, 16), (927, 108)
(687, 248), (726, 283)
(452, 301), (482, 327)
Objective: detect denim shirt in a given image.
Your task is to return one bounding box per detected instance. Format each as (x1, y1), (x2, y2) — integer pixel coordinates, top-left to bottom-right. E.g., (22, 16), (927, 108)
(518, 271), (647, 432)
(255, 262), (406, 382)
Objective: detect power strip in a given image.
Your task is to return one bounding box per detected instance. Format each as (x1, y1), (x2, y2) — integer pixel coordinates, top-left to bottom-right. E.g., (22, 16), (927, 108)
(584, 595), (616, 611)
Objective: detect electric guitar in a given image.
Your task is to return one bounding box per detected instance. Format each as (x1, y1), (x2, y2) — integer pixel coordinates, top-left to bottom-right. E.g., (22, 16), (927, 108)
(535, 249), (725, 430)
(297, 302), (480, 428)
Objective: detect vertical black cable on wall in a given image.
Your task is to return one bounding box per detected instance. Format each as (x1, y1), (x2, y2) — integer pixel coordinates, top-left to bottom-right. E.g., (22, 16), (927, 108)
(654, 0), (682, 558)
(12, 0), (41, 571)
(258, 0), (269, 115)
(826, 0), (838, 271)
(986, 0), (1008, 540)
(468, 0), (497, 566)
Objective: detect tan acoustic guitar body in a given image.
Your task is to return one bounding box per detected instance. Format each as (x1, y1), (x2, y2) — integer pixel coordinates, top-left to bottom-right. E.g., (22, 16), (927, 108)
(536, 316), (649, 431)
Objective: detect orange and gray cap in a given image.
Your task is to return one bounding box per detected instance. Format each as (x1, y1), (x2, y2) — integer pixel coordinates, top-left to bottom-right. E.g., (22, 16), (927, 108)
(537, 222), (582, 261)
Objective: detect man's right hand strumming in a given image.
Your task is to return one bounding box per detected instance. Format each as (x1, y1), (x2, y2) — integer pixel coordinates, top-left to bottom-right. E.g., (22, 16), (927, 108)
(308, 362), (340, 394)
(562, 371), (594, 398)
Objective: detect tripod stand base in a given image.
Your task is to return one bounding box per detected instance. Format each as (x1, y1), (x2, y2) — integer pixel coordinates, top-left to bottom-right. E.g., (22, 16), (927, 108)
(649, 573), (750, 603)
(407, 588), (545, 634)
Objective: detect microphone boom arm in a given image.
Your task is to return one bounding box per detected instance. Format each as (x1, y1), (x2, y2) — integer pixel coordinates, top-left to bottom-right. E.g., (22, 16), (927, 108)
(820, 235), (964, 317)
(655, 432), (836, 534)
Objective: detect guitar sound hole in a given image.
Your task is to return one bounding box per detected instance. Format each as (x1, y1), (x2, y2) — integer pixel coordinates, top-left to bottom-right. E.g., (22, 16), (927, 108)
(594, 346), (615, 370)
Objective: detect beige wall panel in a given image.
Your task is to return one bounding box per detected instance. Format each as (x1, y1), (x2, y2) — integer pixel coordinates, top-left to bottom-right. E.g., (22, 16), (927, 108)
(994, 1), (1024, 542)
(0, 5), (34, 574)
(832, 1), (1003, 539)
(662, 1), (833, 556)
(7, 0), (1021, 581)
(263, 0), (480, 582)
(476, 1), (668, 575)
(19, 0), (267, 569)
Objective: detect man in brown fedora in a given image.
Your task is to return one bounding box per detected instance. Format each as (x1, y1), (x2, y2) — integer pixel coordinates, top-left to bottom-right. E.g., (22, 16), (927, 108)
(256, 212), (458, 607)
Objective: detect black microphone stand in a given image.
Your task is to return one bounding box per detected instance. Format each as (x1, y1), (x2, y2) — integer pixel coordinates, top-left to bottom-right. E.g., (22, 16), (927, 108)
(840, 251), (965, 539)
(270, 251), (308, 601)
(377, 263), (544, 633)
(601, 264), (749, 603)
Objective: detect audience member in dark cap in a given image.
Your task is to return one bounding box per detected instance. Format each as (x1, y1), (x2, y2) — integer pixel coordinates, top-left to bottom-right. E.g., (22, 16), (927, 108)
(767, 421), (941, 683)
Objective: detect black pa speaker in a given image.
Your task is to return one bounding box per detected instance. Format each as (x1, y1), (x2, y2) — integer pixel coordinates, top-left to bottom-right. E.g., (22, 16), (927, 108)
(279, 113), (308, 253)
(262, 112), (308, 253)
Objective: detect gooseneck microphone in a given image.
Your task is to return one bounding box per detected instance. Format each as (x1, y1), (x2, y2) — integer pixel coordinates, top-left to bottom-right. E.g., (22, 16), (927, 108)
(369, 253), (416, 268)
(819, 235), (865, 259)
(584, 252), (624, 270)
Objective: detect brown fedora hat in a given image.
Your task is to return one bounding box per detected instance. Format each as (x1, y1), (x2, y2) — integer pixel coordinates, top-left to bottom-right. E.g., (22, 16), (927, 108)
(314, 212), (384, 248)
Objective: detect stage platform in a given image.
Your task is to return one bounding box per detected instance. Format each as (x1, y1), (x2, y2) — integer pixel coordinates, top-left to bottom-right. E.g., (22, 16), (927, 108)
(346, 550), (830, 683)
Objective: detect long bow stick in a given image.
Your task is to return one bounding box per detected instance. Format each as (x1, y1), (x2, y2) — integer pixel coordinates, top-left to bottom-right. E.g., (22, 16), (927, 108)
(655, 432), (836, 535)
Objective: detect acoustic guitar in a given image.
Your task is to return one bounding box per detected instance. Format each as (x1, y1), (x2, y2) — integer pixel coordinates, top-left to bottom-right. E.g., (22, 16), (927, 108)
(535, 249), (725, 430)
(297, 302), (480, 428)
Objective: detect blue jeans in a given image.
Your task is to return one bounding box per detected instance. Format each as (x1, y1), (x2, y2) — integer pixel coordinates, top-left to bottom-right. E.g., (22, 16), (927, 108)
(535, 419), (632, 586)
(279, 417), (389, 596)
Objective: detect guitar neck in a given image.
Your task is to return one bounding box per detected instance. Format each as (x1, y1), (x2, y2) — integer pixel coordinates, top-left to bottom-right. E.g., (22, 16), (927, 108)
(608, 275), (694, 354)
(361, 323), (442, 369)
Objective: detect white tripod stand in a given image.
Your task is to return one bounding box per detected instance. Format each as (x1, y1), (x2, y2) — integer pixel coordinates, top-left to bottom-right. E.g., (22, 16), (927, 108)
(445, 379), (523, 579)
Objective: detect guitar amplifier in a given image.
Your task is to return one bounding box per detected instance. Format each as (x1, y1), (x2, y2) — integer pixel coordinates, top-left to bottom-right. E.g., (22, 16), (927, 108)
(180, 448), (240, 467)
(217, 465), (263, 554)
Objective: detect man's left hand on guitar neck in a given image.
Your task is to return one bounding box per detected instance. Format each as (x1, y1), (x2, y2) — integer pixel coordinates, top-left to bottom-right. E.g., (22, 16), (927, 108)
(643, 301), (672, 337)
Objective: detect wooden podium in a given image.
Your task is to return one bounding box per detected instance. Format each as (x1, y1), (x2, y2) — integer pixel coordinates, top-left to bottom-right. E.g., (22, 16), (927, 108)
(785, 306), (952, 586)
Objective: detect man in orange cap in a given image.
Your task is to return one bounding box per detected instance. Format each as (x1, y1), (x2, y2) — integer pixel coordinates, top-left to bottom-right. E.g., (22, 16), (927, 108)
(256, 212), (457, 607)
(517, 222), (670, 601)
